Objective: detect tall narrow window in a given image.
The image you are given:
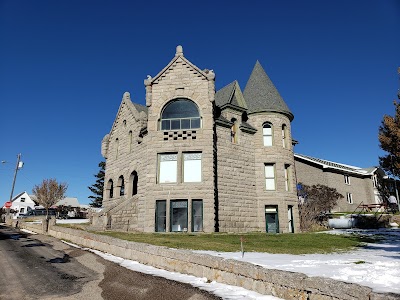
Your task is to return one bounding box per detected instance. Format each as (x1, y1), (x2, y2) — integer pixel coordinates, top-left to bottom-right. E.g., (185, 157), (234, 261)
(171, 200), (188, 232)
(107, 179), (114, 199)
(265, 164), (276, 190)
(155, 200), (166, 232)
(344, 175), (350, 185)
(347, 193), (353, 204)
(282, 124), (287, 148)
(284, 164), (291, 191)
(130, 171), (138, 196)
(129, 131), (133, 152)
(288, 205), (294, 233)
(158, 154), (177, 183)
(231, 118), (238, 143)
(263, 123), (273, 146)
(192, 200), (203, 232)
(372, 175), (378, 188)
(115, 138), (119, 158)
(183, 153), (202, 182)
(118, 176), (125, 196)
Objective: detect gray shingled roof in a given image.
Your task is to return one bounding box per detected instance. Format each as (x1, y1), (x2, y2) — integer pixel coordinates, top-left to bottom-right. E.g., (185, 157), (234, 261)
(295, 153), (371, 175)
(215, 81), (247, 110)
(132, 103), (148, 114)
(243, 61), (293, 120)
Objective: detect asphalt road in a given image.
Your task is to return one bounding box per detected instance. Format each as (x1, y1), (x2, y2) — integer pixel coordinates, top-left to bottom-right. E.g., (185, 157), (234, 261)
(0, 225), (221, 300)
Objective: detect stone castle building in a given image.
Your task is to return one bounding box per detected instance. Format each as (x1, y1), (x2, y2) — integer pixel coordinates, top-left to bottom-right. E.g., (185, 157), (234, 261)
(95, 46), (300, 233)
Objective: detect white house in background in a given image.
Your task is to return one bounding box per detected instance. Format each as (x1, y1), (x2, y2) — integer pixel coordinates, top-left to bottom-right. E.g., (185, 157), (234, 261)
(56, 197), (79, 207)
(6, 192), (37, 219)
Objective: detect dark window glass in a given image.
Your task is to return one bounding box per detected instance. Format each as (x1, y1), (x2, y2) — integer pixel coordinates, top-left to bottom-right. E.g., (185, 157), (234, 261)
(161, 120), (170, 130)
(171, 200), (188, 232)
(191, 118), (200, 129)
(181, 119), (190, 129)
(192, 200), (203, 232)
(171, 119), (180, 130)
(155, 200), (166, 232)
(160, 99), (200, 130)
(162, 99), (199, 119)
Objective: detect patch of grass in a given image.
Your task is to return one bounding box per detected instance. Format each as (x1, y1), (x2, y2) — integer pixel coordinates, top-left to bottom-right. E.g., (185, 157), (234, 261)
(353, 260), (366, 264)
(91, 231), (370, 255)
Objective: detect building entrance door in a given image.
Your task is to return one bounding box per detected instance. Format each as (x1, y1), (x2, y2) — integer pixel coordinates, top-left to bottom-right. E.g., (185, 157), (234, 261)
(265, 206), (279, 233)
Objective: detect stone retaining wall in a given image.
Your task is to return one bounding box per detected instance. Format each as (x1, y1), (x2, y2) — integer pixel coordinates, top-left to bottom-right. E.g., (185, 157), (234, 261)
(19, 222), (399, 300)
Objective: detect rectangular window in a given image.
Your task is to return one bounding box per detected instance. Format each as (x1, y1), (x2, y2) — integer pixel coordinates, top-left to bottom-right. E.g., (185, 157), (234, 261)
(265, 164), (276, 190)
(20, 198), (25, 202)
(183, 153), (202, 182)
(372, 175), (378, 188)
(192, 200), (203, 232)
(284, 164), (291, 191)
(159, 154), (177, 183)
(155, 200), (166, 232)
(344, 175), (350, 185)
(347, 193), (353, 204)
(20, 207), (25, 214)
(171, 200), (188, 232)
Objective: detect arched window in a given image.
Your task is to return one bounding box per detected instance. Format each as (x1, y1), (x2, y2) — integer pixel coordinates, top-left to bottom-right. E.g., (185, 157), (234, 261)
(282, 124), (288, 148)
(160, 98), (200, 130)
(107, 179), (114, 199)
(130, 171), (138, 196)
(118, 176), (125, 196)
(263, 123), (273, 146)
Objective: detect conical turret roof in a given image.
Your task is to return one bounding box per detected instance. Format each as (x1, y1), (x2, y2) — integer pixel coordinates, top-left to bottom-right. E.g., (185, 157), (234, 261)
(243, 61), (293, 120)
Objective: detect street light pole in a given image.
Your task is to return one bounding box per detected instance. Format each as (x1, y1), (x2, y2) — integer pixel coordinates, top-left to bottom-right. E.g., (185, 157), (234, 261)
(9, 153), (22, 202)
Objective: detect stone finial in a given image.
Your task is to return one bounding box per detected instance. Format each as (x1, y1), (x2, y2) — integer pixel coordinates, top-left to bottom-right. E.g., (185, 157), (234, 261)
(123, 92), (131, 100)
(144, 75), (152, 86)
(176, 45), (183, 56)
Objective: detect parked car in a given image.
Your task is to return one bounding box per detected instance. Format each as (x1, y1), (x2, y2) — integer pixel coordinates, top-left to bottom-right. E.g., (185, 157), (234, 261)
(18, 208), (56, 218)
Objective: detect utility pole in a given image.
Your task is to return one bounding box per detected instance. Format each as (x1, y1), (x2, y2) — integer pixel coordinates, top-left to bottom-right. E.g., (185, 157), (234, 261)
(9, 153), (22, 202)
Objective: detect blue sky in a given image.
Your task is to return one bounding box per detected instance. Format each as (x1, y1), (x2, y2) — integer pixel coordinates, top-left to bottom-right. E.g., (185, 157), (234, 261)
(1, 0), (399, 205)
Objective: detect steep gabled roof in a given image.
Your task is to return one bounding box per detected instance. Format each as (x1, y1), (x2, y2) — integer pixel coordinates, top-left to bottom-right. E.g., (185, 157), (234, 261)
(149, 45), (209, 84)
(295, 153), (373, 176)
(107, 92), (147, 138)
(243, 61), (293, 120)
(215, 81), (247, 110)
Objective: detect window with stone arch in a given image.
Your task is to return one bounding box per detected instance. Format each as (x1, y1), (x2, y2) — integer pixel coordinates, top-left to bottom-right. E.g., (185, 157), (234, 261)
(129, 171), (138, 196)
(118, 175), (125, 196)
(107, 179), (114, 199)
(282, 124), (288, 148)
(263, 122), (273, 146)
(160, 98), (201, 130)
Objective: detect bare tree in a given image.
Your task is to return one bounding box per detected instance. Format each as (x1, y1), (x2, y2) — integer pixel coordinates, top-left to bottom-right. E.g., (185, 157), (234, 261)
(32, 178), (68, 222)
(298, 183), (343, 232)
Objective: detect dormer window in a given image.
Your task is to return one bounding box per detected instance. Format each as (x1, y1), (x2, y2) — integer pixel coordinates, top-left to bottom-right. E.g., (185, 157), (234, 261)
(160, 98), (200, 130)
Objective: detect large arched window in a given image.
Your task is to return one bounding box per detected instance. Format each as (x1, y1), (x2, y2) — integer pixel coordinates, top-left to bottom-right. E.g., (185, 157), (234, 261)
(263, 123), (273, 146)
(160, 98), (200, 130)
